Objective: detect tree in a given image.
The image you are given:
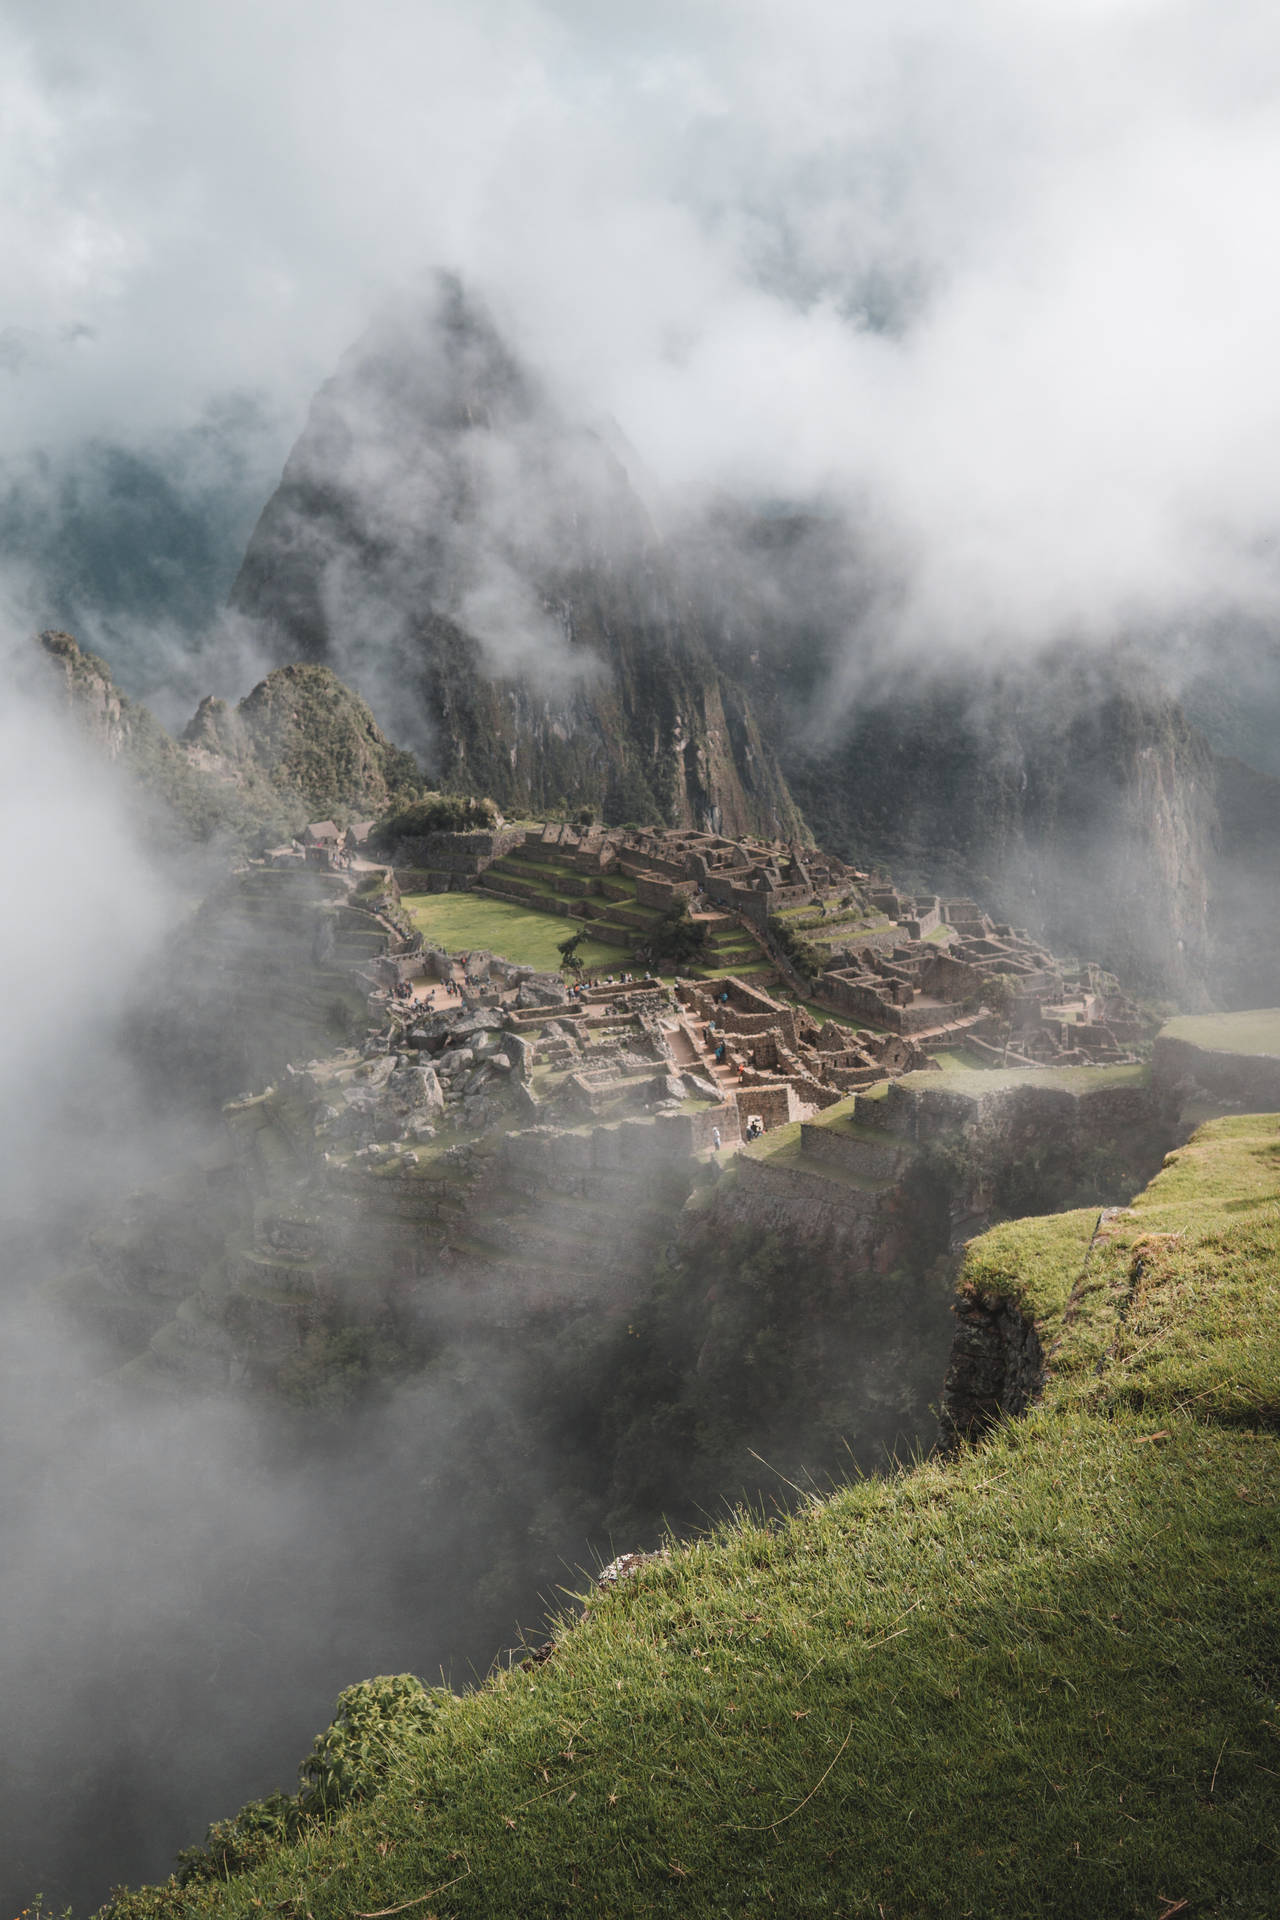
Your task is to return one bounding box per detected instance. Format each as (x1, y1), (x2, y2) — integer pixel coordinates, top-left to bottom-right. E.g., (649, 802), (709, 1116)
(557, 930), (588, 975)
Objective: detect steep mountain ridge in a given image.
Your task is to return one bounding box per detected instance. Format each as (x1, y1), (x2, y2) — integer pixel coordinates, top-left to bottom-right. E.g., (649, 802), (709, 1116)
(36, 632), (424, 850)
(772, 660), (1280, 1009)
(223, 291), (1280, 1003)
(684, 507), (1280, 1003)
(228, 278), (805, 840)
(182, 661), (421, 826)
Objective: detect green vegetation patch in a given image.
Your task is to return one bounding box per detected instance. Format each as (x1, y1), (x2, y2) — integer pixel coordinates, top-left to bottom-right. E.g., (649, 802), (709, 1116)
(401, 893), (627, 972)
(738, 1118), (801, 1161)
(897, 1062), (1148, 1098)
(100, 1117), (1280, 1920)
(1160, 1008), (1280, 1057)
(960, 1208), (1100, 1344)
(101, 1430), (1280, 1920)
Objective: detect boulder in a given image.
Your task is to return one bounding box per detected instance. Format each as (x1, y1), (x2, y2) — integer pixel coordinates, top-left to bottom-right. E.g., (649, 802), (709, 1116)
(355, 1054), (397, 1088)
(503, 1033), (532, 1080)
(517, 980), (568, 1009)
(400, 1063), (444, 1113)
(682, 1073), (723, 1102)
(407, 1008), (506, 1048)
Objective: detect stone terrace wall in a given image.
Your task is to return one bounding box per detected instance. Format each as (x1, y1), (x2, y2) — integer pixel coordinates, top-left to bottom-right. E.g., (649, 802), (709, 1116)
(733, 1084), (794, 1132)
(820, 976), (910, 1030)
(692, 1103), (742, 1151)
(919, 951), (982, 1000)
(616, 848), (691, 883)
(393, 827), (524, 877)
(635, 874), (696, 910)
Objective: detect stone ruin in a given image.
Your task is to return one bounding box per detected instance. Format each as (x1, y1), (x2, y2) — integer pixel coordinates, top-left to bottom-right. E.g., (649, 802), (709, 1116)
(817, 905), (1150, 1070)
(671, 973), (936, 1124)
(222, 830), (1154, 1178)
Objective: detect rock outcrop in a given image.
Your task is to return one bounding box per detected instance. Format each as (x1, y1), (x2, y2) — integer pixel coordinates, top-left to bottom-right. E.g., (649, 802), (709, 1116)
(181, 662), (422, 825)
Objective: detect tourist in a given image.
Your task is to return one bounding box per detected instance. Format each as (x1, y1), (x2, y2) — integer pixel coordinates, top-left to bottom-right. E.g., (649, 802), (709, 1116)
(711, 1126), (721, 1152)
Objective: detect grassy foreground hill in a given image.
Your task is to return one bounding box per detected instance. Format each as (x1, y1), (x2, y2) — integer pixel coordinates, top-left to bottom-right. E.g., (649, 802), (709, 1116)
(100, 1117), (1280, 1919)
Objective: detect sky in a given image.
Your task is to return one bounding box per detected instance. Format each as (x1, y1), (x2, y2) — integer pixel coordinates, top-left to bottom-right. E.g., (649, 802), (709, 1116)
(2, 0), (1280, 671)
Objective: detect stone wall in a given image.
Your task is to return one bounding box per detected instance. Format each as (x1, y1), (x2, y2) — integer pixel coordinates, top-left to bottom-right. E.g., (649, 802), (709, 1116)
(726, 1150), (896, 1249)
(918, 950), (982, 1001)
(733, 1084), (793, 1132)
(692, 1103), (742, 1151)
(902, 899), (942, 940)
(635, 874), (696, 911)
(392, 826), (524, 876)
(820, 975), (909, 1029)
(939, 1292), (1045, 1450)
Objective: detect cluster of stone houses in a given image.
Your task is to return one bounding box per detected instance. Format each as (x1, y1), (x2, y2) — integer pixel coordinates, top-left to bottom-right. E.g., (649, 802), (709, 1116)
(266, 819), (376, 868)
(248, 821), (1152, 1163)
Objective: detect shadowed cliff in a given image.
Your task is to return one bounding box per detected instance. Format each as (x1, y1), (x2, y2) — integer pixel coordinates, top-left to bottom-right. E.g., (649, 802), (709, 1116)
(229, 277), (805, 841)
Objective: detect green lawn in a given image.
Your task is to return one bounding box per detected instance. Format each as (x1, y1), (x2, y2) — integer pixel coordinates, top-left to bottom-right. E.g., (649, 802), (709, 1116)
(401, 893), (629, 973)
(891, 1061), (1148, 1098)
(928, 1046), (992, 1072)
(1161, 1008), (1280, 1056)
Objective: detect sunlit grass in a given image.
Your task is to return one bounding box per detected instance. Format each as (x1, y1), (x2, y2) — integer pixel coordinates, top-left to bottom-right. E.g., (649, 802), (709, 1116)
(1161, 1008), (1280, 1056)
(401, 893), (628, 972)
(101, 1116), (1280, 1920)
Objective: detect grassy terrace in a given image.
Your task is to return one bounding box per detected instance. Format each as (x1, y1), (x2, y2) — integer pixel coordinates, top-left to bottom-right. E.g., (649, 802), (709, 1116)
(103, 1118), (1280, 1917)
(857, 1061), (1149, 1103)
(1161, 1008), (1280, 1057)
(401, 892), (628, 973)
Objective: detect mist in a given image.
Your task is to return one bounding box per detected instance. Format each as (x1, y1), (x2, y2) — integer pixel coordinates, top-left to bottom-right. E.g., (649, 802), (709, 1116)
(0, 645), (944, 1909)
(1, 0), (1279, 690)
(3, 3), (1279, 1908)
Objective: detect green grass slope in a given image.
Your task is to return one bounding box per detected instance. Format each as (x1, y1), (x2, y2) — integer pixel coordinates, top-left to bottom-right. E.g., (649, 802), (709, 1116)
(1160, 1010), (1280, 1058)
(100, 1119), (1280, 1920)
(401, 892), (628, 973)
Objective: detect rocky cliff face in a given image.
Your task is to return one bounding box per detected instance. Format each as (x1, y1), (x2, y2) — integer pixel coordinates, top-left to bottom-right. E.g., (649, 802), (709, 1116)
(228, 278), (805, 840)
(709, 598), (1229, 1001)
(35, 631), (427, 852)
(775, 659), (1280, 1009)
(37, 628), (146, 760)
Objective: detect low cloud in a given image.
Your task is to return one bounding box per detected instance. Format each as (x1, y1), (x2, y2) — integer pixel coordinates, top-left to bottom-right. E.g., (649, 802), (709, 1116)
(0, 2), (1276, 680)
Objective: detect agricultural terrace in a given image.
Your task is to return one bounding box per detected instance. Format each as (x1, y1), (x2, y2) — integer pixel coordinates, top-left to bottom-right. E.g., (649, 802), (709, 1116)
(1160, 1009), (1280, 1057)
(401, 891), (627, 976)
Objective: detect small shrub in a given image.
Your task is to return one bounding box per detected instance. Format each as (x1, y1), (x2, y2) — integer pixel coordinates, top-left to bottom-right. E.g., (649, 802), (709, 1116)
(297, 1675), (450, 1815)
